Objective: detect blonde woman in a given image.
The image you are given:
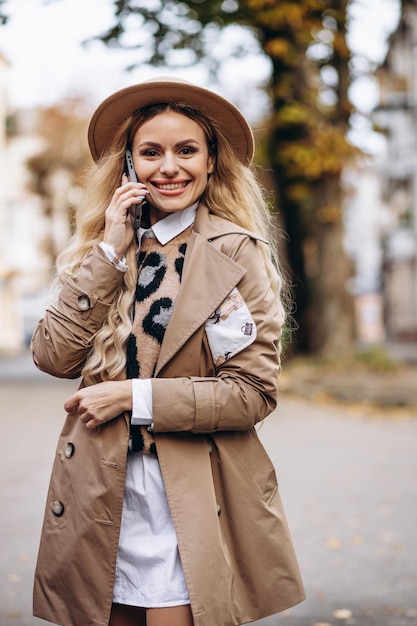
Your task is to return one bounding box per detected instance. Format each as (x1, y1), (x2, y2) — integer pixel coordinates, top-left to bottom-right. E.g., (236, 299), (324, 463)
(32, 77), (304, 626)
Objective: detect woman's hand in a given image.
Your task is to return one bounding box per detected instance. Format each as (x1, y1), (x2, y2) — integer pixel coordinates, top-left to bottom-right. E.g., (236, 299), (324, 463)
(64, 380), (132, 430)
(103, 175), (148, 256)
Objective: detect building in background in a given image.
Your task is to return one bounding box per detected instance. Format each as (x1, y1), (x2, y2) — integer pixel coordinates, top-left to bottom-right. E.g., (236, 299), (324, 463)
(343, 161), (390, 346)
(373, 5), (417, 342)
(0, 52), (26, 352)
(0, 56), (57, 352)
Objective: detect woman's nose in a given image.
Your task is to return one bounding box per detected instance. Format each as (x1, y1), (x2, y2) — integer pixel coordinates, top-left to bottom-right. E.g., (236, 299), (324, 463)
(160, 152), (179, 176)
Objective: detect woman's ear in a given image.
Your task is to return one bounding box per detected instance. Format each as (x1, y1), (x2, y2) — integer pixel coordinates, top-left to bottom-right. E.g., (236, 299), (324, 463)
(207, 155), (215, 175)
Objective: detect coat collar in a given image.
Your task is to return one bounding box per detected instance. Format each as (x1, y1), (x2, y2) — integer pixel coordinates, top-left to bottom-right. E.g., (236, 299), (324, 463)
(155, 205), (252, 375)
(193, 203), (267, 243)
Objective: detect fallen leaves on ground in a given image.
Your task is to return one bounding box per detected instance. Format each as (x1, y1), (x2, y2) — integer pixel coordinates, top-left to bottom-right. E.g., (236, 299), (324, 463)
(332, 608), (353, 620)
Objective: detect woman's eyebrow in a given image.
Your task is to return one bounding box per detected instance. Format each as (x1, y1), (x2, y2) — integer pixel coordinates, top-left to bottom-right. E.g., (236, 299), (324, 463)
(137, 141), (162, 149)
(137, 139), (201, 148)
(175, 139), (201, 147)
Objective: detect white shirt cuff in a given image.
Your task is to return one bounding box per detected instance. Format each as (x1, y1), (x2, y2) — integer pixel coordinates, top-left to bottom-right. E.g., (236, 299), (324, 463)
(131, 379), (153, 425)
(99, 242), (129, 272)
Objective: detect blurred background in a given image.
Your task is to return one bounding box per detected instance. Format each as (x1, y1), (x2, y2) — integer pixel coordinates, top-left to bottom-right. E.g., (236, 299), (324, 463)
(1, 2), (417, 625)
(0, 0), (416, 364)
(0, 0), (417, 366)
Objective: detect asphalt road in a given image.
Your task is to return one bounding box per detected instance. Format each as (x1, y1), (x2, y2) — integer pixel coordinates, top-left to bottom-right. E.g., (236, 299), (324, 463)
(1, 366), (417, 626)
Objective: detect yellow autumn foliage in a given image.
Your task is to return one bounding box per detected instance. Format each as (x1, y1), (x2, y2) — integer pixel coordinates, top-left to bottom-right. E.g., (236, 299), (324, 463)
(286, 183), (311, 203)
(316, 204), (342, 224)
(265, 38), (291, 59)
(277, 103), (311, 125)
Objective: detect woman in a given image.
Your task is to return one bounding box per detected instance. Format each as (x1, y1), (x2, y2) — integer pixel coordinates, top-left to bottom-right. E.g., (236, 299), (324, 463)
(31, 77), (305, 626)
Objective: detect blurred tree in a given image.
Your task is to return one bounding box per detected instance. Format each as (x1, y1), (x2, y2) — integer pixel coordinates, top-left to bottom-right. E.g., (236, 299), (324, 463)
(92, 0), (356, 355)
(259, 1), (355, 355)
(26, 99), (91, 266)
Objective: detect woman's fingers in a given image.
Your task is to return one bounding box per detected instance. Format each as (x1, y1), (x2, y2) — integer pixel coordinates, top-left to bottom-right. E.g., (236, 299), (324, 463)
(64, 381), (132, 430)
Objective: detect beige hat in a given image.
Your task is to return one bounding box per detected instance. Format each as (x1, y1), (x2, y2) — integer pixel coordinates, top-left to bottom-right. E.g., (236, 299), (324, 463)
(87, 76), (255, 166)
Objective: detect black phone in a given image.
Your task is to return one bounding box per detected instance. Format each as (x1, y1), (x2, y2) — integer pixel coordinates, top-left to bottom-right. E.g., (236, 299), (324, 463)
(125, 149), (143, 230)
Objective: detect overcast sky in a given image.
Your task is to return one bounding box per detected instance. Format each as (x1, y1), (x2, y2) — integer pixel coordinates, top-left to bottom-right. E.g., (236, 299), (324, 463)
(0, 0), (401, 123)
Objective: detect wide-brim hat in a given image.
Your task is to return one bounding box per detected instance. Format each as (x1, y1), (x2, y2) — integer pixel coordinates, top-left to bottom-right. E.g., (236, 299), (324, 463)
(87, 76), (255, 166)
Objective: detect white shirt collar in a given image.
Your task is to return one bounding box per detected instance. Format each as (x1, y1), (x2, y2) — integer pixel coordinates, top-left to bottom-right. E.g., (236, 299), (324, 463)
(139, 202), (197, 246)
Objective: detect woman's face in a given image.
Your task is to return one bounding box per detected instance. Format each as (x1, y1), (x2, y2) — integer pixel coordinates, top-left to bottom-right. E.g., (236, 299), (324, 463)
(131, 111), (215, 224)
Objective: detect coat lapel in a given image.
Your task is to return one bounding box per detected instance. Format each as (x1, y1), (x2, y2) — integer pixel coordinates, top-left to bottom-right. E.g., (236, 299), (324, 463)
(155, 230), (246, 375)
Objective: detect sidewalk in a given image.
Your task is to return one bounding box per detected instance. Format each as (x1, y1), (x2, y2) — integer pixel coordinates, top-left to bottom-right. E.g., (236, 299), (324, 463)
(1, 378), (416, 626)
(0, 350), (47, 381)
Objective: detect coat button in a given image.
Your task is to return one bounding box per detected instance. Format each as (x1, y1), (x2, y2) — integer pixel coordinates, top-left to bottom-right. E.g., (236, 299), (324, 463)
(216, 502), (221, 516)
(64, 442), (75, 458)
(52, 500), (65, 517)
(77, 294), (90, 311)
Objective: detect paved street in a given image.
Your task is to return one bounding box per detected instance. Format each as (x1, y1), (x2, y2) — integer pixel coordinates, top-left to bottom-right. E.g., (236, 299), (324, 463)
(1, 356), (417, 626)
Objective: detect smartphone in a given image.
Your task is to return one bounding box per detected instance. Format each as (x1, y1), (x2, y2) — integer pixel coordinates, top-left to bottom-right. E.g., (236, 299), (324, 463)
(125, 149), (144, 230)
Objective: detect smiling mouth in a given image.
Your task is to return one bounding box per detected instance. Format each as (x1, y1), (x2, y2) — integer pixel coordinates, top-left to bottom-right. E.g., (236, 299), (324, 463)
(152, 182), (189, 190)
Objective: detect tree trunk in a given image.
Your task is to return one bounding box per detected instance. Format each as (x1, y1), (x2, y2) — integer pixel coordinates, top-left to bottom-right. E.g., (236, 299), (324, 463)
(310, 181), (355, 355)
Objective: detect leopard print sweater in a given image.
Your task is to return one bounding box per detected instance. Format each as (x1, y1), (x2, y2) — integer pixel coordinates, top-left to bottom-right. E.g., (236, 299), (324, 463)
(126, 226), (191, 454)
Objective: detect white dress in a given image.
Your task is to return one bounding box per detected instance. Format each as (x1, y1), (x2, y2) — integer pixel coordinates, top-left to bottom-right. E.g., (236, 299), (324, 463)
(112, 452), (190, 607)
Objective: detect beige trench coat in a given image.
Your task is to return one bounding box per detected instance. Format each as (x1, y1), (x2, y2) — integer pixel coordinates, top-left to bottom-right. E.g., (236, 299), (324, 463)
(31, 204), (305, 626)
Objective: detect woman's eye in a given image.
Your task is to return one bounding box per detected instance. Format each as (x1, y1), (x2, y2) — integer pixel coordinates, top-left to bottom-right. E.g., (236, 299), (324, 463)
(180, 147), (196, 155)
(142, 149), (159, 157)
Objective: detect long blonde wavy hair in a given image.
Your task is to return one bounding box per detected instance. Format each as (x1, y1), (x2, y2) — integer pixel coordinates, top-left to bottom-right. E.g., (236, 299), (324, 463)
(56, 103), (286, 384)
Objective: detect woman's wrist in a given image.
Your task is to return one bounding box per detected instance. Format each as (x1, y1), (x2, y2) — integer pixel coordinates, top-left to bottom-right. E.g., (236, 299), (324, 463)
(118, 380), (133, 412)
(99, 242), (129, 271)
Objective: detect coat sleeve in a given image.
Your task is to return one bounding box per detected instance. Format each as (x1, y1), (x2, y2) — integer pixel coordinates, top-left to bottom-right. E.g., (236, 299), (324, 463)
(31, 244), (125, 379)
(151, 236), (282, 433)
